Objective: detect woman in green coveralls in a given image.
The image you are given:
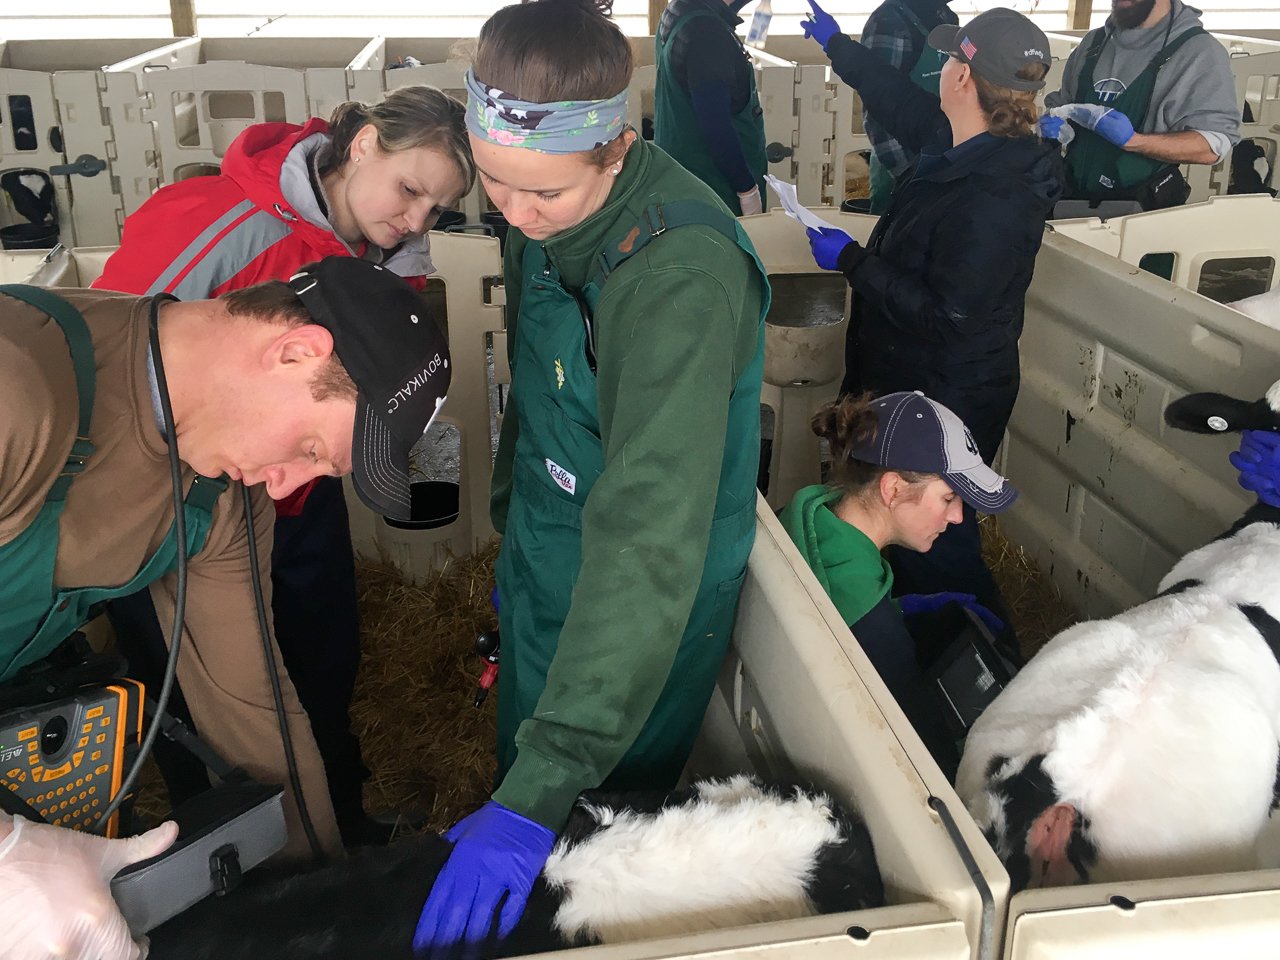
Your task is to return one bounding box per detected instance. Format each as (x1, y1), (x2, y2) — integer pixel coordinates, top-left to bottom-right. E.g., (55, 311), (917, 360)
(413, 2), (770, 955)
(780, 391), (1018, 775)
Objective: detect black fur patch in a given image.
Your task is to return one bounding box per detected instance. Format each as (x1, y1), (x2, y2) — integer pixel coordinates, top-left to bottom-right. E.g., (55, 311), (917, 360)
(1065, 812), (1098, 882)
(1272, 751), (1280, 813)
(986, 754), (1009, 780)
(1238, 604), (1280, 664)
(149, 780), (885, 960)
(1219, 503), (1280, 541)
(1164, 393), (1280, 434)
(1156, 578), (1201, 598)
(989, 754), (1060, 893)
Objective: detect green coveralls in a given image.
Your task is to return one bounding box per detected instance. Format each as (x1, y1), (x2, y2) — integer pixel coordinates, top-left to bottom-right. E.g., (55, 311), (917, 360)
(491, 179), (769, 829)
(1064, 24), (1206, 204)
(867, 1), (947, 215)
(0, 286), (226, 683)
(654, 7), (769, 216)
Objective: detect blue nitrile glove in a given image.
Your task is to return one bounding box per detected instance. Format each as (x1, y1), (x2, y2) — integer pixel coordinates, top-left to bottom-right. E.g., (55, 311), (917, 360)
(1037, 113), (1075, 146)
(806, 226), (856, 272)
(1229, 429), (1280, 508)
(1049, 103), (1135, 148)
(802, 0), (841, 50)
(413, 801), (557, 958)
(898, 592), (1006, 638)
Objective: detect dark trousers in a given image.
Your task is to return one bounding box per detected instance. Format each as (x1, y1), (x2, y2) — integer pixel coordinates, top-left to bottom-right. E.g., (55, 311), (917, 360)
(108, 476), (367, 828)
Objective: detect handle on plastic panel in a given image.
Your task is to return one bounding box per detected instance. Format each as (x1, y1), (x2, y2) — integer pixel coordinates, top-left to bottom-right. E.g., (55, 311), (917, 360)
(765, 141), (794, 163)
(48, 154), (108, 178)
(441, 224), (496, 237)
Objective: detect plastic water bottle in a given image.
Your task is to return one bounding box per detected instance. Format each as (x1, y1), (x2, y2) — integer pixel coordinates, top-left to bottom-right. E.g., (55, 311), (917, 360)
(745, 0), (773, 49)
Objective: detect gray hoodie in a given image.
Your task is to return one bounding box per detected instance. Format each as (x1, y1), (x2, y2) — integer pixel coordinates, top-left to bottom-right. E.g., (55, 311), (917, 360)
(1045, 0), (1239, 162)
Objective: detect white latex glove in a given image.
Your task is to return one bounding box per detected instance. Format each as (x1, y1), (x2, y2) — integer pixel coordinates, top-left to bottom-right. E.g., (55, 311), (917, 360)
(0, 814), (178, 960)
(737, 186), (764, 217)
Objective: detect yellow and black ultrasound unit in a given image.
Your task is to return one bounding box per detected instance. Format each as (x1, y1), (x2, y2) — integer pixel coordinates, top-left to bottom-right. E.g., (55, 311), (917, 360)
(0, 678), (143, 837)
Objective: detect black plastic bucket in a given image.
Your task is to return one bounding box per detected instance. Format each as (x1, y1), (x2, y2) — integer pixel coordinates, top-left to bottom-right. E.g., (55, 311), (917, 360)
(0, 221), (59, 250)
(382, 480), (460, 531)
(840, 198), (872, 215)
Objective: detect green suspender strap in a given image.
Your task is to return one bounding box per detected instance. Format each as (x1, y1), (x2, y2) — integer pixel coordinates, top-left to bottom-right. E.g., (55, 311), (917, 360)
(1066, 26), (1208, 200)
(0, 285), (228, 682)
(591, 200), (760, 288)
(0, 284), (96, 503)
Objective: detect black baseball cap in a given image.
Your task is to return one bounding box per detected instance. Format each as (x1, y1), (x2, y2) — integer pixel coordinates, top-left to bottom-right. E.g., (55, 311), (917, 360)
(849, 392), (1018, 512)
(288, 257), (450, 521)
(928, 7), (1052, 92)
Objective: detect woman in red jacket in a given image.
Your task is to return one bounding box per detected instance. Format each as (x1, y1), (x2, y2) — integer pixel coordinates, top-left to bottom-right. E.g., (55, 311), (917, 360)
(94, 85), (474, 847)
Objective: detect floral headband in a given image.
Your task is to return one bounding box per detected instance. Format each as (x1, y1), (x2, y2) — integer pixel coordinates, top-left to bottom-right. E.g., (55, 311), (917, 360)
(464, 68), (628, 153)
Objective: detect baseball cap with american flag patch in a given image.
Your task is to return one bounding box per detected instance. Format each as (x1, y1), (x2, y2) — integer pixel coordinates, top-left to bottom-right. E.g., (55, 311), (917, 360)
(928, 7), (1051, 92)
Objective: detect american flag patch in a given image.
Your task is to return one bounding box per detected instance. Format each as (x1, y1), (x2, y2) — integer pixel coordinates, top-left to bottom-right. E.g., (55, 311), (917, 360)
(960, 36), (978, 60)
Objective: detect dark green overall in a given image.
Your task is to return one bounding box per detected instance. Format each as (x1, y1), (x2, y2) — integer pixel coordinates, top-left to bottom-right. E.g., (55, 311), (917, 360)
(867, 1), (948, 214)
(495, 201), (768, 790)
(0, 286), (227, 684)
(655, 8), (769, 215)
(1064, 24), (1206, 203)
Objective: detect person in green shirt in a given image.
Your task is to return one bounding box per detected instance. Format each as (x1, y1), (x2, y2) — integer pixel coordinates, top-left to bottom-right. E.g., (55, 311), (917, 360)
(414, 1), (769, 956)
(781, 390), (1018, 774)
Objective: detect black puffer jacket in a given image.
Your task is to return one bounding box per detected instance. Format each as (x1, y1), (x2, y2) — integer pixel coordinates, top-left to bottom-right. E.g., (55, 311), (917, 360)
(826, 33), (1063, 459)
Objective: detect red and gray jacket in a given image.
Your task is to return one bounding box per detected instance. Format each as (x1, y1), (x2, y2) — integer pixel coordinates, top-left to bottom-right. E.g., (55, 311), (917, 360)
(94, 118), (433, 514)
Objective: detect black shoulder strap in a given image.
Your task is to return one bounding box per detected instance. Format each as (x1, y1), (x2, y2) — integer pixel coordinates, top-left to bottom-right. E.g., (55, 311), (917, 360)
(0, 284), (96, 502)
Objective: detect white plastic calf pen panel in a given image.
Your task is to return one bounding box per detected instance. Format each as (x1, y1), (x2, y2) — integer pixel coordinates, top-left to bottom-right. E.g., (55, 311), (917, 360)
(1005, 223), (1280, 616)
(681, 500), (1004, 960)
(1051, 195), (1280, 297)
(1004, 870), (1280, 959)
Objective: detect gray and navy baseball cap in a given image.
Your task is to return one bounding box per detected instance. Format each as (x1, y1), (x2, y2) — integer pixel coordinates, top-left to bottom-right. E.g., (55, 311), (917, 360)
(288, 257), (450, 521)
(850, 392), (1018, 512)
(928, 7), (1052, 92)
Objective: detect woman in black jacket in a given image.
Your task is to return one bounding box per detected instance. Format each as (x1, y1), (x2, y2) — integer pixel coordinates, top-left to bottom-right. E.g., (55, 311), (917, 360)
(802, 3), (1061, 633)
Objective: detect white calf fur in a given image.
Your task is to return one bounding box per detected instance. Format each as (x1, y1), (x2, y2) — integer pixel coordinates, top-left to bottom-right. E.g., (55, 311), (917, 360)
(958, 523), (1280, 884)
(544, 776), (843, 944)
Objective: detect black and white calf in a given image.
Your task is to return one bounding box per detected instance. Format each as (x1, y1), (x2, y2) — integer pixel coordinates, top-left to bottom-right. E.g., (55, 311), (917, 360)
(148, 776), (882, 959)
(956, 383), (1280, 891)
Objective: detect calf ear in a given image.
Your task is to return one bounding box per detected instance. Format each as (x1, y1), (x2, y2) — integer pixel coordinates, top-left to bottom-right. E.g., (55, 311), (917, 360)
(1164, 393), (1280, 434)
(1024, 803), (1082, 888)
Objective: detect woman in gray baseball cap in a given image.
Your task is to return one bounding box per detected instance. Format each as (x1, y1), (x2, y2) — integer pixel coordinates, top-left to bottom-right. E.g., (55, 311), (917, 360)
(780, 391), (1018, 775)
(800, 3), (1061, 632)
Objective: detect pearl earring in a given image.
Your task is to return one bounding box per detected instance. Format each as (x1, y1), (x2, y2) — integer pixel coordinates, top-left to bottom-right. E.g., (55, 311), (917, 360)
(610, 164), (621, 176)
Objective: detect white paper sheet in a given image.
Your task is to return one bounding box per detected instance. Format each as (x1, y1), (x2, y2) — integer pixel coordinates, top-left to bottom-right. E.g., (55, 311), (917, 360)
(764, 175), (844, 234)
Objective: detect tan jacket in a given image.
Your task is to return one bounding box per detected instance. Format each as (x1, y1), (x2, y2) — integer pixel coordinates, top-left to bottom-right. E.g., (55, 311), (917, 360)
(0, 288), (340, 859)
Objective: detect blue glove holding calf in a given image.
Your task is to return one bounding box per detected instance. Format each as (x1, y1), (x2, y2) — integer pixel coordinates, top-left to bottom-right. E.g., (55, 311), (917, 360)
(802, 0), (841, 50)
(414, 801), (557, 959)
(1229, 429), (1280, 508)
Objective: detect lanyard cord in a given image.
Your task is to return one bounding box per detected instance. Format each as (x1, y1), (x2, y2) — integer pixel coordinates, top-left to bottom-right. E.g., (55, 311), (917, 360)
(91, 298), (322, 863)
(91, 297), (186, 834)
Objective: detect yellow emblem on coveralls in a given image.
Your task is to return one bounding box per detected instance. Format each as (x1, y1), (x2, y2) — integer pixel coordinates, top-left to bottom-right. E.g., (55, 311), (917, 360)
(555, 358), (565, 390)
